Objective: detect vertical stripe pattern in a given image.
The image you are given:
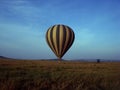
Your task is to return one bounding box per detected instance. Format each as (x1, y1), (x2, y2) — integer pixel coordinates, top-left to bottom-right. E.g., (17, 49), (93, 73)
(46, 24), (75, 59)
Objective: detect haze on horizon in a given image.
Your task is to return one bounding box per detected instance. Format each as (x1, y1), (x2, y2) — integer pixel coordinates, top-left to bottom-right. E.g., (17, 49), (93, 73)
(0, 0), (120, 60)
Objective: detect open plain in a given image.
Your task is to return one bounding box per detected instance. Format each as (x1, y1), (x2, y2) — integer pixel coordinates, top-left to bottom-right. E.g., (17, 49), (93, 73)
(0, 58), (120, 90)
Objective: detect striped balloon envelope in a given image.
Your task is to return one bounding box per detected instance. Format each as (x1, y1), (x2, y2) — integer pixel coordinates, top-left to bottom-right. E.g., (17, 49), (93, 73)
(46, 24), (75, 59)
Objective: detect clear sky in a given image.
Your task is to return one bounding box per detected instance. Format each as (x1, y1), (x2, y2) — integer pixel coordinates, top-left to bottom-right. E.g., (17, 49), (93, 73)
(0, 0), (120, 60)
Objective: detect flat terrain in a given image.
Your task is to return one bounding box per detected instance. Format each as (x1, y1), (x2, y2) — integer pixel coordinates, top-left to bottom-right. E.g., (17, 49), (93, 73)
(0, 58), (120, 90)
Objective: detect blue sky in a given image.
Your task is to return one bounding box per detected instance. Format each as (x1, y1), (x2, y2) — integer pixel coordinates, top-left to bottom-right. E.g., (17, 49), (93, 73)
(0, 0), (120, 60)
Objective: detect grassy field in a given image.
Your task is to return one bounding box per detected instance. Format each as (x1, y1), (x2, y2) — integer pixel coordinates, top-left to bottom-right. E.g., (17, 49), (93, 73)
(0, 58), (120, 90)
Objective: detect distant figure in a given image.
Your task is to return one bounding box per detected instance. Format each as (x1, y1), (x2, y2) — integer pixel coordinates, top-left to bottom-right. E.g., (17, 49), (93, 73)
(97, 59), (100, 63)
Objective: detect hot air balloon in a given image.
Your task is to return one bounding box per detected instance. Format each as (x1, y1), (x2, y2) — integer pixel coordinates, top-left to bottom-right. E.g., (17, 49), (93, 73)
(46, 24), (75, 60)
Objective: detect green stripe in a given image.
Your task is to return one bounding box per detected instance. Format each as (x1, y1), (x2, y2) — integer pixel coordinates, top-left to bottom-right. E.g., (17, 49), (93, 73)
(50, 26), (57, 55)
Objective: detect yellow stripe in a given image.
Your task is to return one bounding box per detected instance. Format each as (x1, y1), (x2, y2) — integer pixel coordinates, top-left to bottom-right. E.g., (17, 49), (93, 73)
(62, 26), (70, 55)
(52, 25), (59, 56)
(59, 25), (64, 56)
(47, 28), (56, 55)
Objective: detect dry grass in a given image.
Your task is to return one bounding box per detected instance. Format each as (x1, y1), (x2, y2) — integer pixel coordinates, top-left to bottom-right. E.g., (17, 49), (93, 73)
(0, 58), (120, 90)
